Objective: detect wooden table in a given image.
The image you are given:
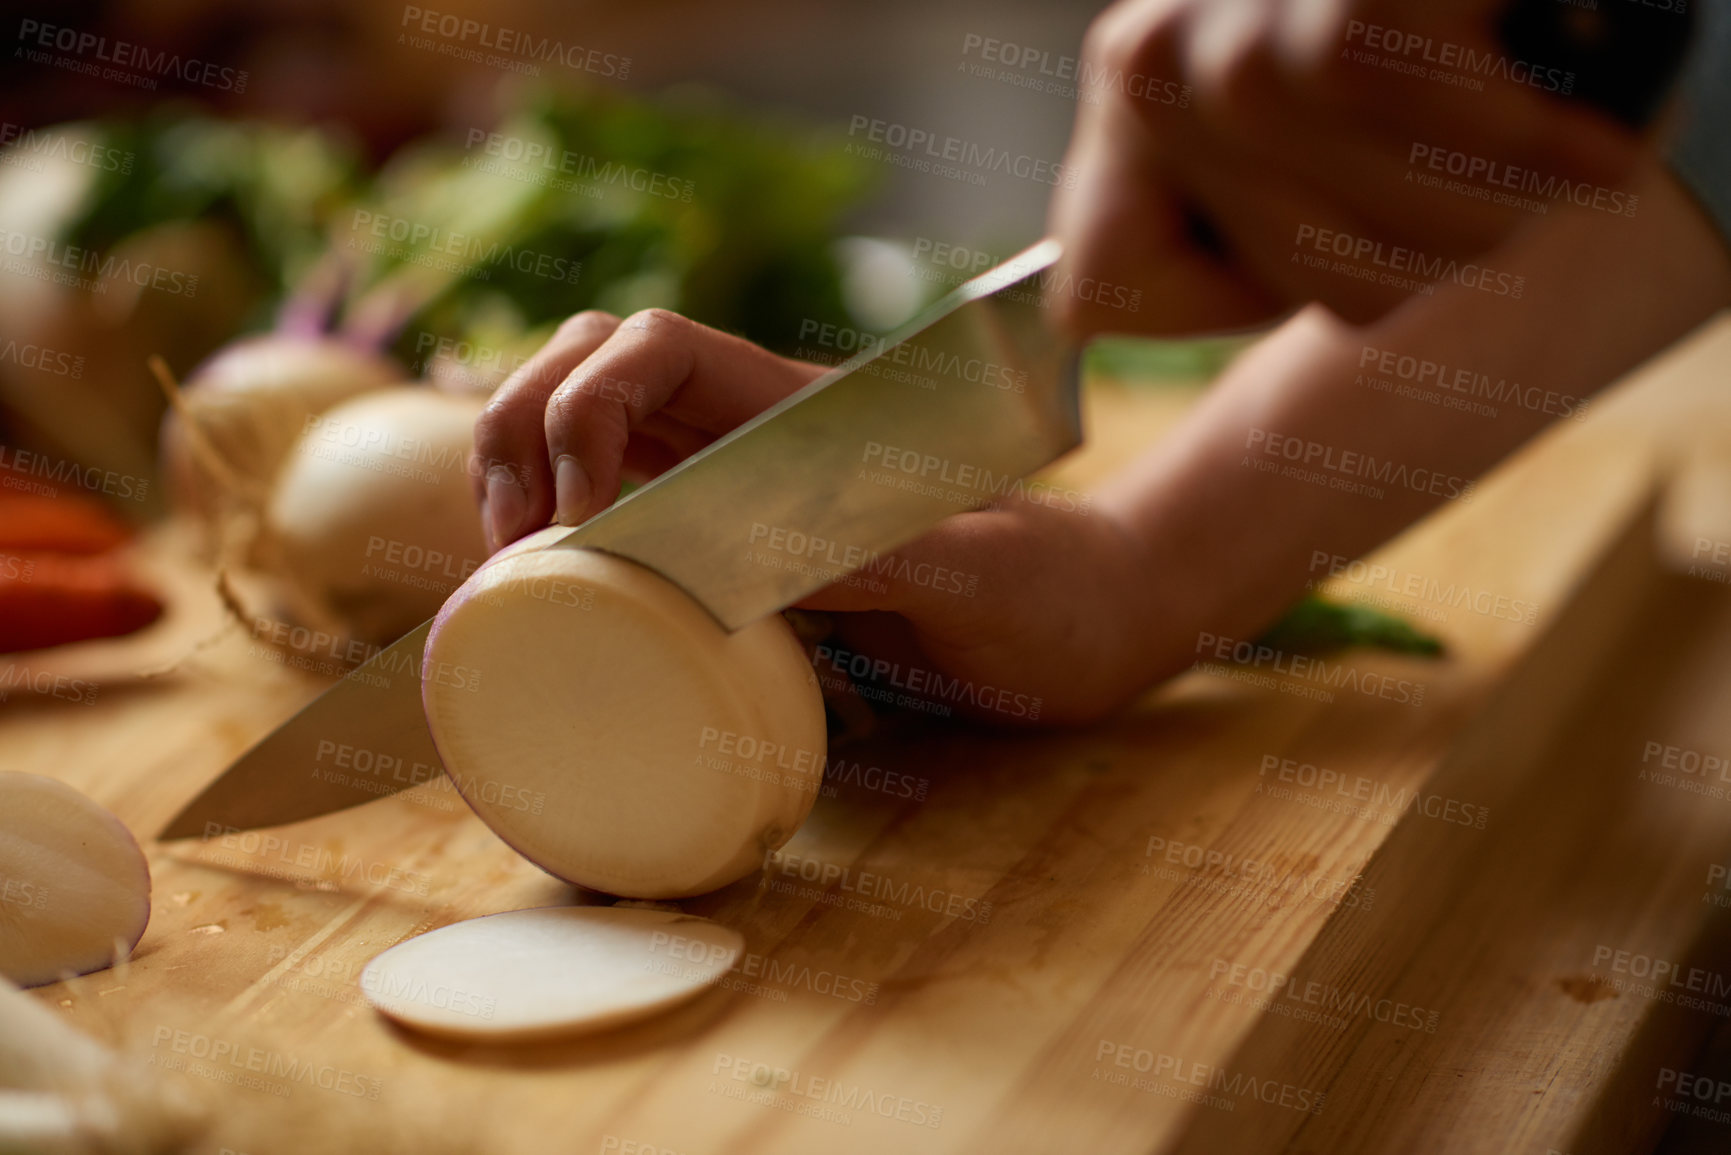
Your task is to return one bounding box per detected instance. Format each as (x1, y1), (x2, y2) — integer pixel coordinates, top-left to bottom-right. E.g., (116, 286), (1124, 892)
(6, 320), (1731, 1155)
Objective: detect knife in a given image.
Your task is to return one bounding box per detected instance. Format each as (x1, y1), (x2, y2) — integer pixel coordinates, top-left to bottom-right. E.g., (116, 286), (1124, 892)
(158, 239), (1082, 840)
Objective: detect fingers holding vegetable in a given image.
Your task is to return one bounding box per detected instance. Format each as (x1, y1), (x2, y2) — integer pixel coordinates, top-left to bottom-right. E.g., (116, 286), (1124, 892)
(474, 309), (826, 550)
(541, 309), (825, 528)
(471, 310), (622, 553)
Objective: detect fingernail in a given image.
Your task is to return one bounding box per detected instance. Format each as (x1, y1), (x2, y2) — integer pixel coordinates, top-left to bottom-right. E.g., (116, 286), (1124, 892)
(554, 455), (590, 526)
(486, 466), (525, 550)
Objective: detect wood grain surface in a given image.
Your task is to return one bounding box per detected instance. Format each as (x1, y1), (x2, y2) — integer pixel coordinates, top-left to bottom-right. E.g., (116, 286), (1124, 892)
(5, 320), (1731, 1155)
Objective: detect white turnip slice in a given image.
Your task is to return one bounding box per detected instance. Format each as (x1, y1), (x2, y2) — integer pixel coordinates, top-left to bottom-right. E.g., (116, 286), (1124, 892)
(0, 774), (150, 988)
(360, 906), (744, 1040)
(422, 527), (827, 898)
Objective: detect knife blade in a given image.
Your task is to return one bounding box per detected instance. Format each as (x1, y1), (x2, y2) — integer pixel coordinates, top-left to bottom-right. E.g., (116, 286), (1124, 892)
(157, 239), (1080, 840)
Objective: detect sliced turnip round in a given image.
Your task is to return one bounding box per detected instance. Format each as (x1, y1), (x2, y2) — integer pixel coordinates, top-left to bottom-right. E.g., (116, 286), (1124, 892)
(360, 906), (743, 1040)
(0, 773), (151, 988)
(423, 527), (827, 898)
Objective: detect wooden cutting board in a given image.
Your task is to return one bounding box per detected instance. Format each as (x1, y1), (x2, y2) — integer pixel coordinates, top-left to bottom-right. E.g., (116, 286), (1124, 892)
(5, 319), (1731, 1155)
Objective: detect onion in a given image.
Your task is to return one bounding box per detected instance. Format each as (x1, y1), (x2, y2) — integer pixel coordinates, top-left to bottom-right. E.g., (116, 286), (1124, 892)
(264, 386), (488, 646)
(360, 906), (743, 1040)
(160, 335), (401, 523)
(422, 526), (827, 898)
(0, 774), (150, 989)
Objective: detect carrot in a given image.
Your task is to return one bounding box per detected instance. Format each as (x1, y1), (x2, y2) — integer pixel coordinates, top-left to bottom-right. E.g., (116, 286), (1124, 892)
(0, 491), (133, 554)
(0, 553), (163, 653)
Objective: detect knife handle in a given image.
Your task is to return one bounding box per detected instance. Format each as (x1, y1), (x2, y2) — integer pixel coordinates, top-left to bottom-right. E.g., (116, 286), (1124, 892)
(1497, 0), (1695, 126)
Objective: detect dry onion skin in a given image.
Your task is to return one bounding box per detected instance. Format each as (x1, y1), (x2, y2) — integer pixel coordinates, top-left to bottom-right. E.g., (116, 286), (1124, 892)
(160, 335), (402, 522)
(423, 526), (827, 899)
(360, 906), (743, 1040)
(0, 773), (150, 989)
(264, 386), (488, 646)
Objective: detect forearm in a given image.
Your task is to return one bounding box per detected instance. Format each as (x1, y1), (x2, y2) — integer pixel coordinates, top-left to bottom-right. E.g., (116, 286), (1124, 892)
(1097, 159), (1731, 687)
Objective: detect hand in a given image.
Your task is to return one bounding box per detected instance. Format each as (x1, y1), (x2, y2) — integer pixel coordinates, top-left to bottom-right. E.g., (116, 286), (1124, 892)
(469, 308), (825, 551)
(1048, 0), (1645, 335)
(797, 496), (1159, 725)
(469, 307), (1160, 724)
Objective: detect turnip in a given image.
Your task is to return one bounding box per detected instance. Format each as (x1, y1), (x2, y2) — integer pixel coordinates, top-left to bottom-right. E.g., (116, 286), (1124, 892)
(0, 774), (150, 989)
(263, 386), (489, 646)
(159, 335), (402, 526)
(422, 526), (828, 899)
(360, 906), (743, 1040)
